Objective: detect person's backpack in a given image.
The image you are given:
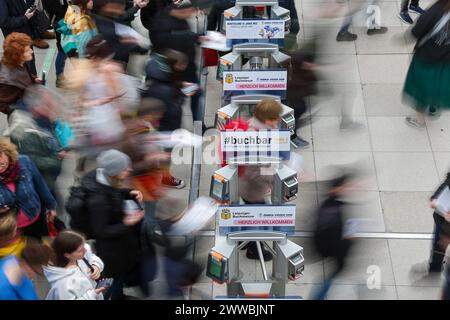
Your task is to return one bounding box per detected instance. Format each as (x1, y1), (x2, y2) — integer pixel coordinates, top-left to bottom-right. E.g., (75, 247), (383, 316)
(65, 186), (92, 238)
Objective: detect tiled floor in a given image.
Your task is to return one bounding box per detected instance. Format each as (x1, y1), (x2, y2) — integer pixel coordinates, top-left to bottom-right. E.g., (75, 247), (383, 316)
(1, 0), (446, 300)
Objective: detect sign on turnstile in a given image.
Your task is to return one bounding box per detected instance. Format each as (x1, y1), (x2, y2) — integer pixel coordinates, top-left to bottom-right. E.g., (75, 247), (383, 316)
(223, 69), (288, 99)
(226, 20), (285, 47)
(218, 204), (296, 235)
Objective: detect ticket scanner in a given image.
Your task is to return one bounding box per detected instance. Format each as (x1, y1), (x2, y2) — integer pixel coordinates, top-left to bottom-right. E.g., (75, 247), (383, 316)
(221, 0), (291, 34)
(210, 158), (298, 204)
(215, 94), (295, 133)
(220, 42), (290, 71)
(206, 231), (304, 297)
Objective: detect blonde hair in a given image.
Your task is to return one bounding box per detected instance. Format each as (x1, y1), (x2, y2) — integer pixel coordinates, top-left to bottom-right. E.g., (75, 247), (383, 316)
(0, 138), (19, 164)
(254, 99), (283, 123)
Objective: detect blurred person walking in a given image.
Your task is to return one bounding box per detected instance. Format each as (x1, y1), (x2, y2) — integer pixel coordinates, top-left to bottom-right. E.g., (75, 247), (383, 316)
(0, 138), (57, 240)
(403, 0), (450, 128)
(151, 0), (208, 132)
(0, 238), (52, 300)
(43, 230), (106, 300)
(142, 49), (189, 189)
(78, 149), (156, 300)
(312, 172), (355, 300)
(8, 86), (66, 195)
(411, 170), (450, 278)
(0, 33), (42, 116)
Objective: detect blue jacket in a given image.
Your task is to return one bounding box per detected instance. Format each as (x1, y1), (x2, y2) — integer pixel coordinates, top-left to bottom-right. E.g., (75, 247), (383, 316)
(0, 256), (38, 300)
(0, 155), (56, 221)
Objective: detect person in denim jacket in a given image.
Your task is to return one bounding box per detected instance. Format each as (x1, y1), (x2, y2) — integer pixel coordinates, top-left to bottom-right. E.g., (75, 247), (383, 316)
(0, 138), (57, 239)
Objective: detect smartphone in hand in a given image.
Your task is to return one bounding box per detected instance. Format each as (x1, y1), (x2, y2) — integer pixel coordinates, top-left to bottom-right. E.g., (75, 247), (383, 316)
(96, 278), (114, 289)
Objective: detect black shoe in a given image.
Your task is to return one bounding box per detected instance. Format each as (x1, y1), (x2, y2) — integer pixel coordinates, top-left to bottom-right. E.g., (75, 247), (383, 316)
(336, 31), (357, 42)
(367, 27), (388, 35)
(409, 5), (425, 14)
(246, 247), (273, 261)
(399, 11), (414, 24)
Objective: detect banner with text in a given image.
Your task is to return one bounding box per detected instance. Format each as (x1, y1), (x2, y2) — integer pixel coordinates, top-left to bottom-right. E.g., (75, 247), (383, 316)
(218, 204), (296, 235)
(221, 129), (291, 161)
(226, 20), (285, 47)
(223, 70), (287, 99)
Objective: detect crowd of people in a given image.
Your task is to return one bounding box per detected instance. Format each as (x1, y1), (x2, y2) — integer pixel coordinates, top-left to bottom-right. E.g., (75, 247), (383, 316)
(0, 0), (448, 300)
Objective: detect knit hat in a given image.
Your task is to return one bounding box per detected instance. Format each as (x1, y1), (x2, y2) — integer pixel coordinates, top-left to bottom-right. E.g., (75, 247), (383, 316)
(96, 149), (131, 177)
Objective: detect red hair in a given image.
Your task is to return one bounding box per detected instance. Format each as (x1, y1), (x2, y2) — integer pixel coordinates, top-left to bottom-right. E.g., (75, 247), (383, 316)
(1, 32), (33, 69)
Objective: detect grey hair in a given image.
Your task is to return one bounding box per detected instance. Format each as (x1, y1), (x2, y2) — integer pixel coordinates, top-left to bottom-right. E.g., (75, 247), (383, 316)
(22, 85), (61, 111)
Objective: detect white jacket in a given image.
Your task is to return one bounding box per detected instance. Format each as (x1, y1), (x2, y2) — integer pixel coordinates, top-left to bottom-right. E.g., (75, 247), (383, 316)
(43, 244), (105, 300)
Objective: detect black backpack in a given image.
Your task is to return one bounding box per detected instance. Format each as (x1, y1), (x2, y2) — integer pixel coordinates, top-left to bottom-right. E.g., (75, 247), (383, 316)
(65, 186), (92, 238)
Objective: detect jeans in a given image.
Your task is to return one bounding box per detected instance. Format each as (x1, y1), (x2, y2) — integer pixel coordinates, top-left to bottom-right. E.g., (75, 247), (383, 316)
(55, 51), (67, 76)
(401, 0), (419, 12)
(144, 201), (157, 235)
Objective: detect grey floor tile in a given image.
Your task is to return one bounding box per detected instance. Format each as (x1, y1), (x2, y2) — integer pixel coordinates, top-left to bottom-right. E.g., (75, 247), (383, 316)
(311, 116), (372, 152)
(285, 283), (322, 300)
(433, 152), (450, 182)
(368, 116), (432, 152)
(302, 26), (357, 55)
(381, 191), (434, 233)
(373, 152), (440, 191)
(326, 284), (398, 300)
(190, 282), (213, 300)
(324, 239), (396, 286)
(358, 54), (410, 84)
(342, 191), (386, 232)
(311, 84), (365, 117)
(363, 84), (411, 116)
(426, 116), (450, 152)
(317, 54), (361, 84)
(396, 286), (442, 300)
(314, 151), (378, 191)
(388, 239), (443, 287)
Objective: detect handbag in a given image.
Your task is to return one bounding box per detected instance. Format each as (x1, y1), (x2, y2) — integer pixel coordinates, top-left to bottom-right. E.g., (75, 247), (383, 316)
(30, 9), (52, 34)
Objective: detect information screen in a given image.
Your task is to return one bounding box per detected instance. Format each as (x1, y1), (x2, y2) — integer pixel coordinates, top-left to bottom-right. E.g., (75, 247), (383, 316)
(209, 256), (223, 279)
(212, 180), (224, 200)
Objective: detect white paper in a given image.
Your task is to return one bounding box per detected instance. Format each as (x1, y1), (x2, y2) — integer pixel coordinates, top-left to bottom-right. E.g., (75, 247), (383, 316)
(166, 197), (218, 235)
(200, 31), (230, 52)
(114, 23), (151, 49)
(436, 186), (450, 218)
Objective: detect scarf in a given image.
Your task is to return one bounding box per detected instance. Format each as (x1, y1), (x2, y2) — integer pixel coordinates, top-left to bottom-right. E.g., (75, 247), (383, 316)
(0, 161), (20, 184)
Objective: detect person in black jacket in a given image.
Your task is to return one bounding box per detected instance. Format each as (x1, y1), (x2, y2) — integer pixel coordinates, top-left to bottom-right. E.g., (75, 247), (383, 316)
(81, 149), (154, 300)
(410, 171), (450, 277)
(92, 0), (149, 65)
(140, 0), (173, 37)
(404, 0), (450, 129)
(151, 1), (207, 131)
(142, 49), (188, 189)
(312, 173), (355, 300)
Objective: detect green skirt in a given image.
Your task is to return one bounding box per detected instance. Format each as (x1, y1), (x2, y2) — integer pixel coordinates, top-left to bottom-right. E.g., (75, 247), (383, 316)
(403, 55), (450, 112)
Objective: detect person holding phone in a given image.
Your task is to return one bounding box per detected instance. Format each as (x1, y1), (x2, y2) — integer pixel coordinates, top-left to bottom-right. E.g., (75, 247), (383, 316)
(43, 230), (106, 300)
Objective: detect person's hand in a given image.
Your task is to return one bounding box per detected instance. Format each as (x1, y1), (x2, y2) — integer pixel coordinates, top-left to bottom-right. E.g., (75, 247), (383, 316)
(95, 287), (107, 295)
(89, 265), (102, 280)
(431, 199), (438, 209)
(34, 77), (43, 84)
(134, 0), (149, 8)
(198, 36), (210, 43)
(130, 190), (143, 202)
(25, 9), (35, 20)
(47, 210), (57, 223)
(122, 211), (144, 226)
(446, 212), (450, 222)
(57, 150), (69, 160)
